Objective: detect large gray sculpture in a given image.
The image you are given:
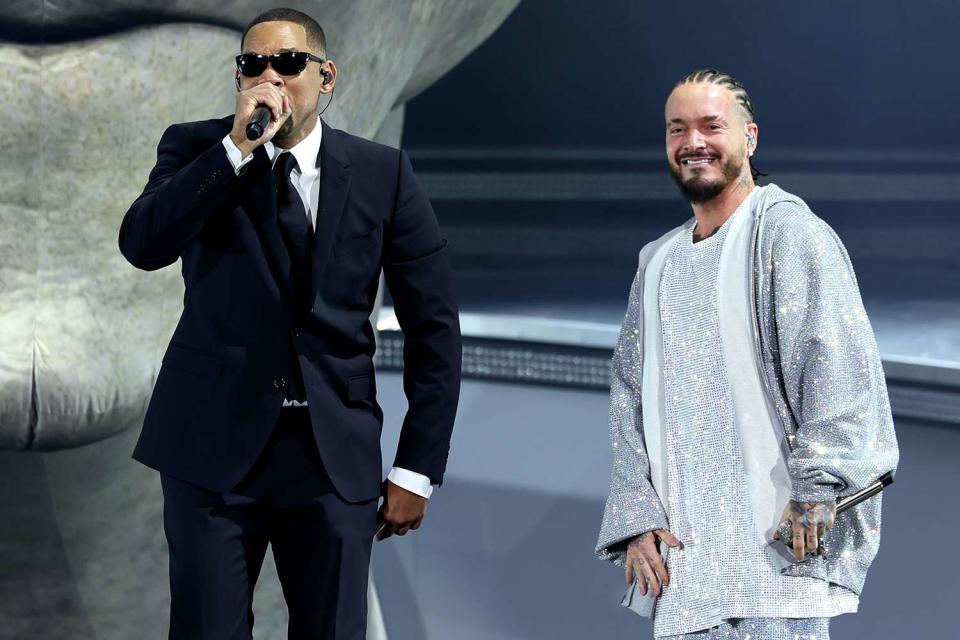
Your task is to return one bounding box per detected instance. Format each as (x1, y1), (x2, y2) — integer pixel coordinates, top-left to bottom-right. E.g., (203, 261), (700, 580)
(0, 2), (518, 638)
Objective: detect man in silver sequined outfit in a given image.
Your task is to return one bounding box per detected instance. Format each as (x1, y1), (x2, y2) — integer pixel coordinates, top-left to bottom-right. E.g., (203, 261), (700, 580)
(595, 69), (899, 640)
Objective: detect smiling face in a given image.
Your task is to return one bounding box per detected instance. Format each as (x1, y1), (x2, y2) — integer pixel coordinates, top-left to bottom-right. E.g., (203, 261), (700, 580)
(239, 21), (327, 145)
(665, 82), (757, 204)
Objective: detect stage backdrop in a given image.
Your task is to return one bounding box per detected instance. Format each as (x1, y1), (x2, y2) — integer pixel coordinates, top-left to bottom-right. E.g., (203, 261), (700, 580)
(0, 2), (518, 639)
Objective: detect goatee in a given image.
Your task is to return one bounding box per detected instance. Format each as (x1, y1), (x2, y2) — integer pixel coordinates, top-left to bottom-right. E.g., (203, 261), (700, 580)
(670, 155), (743, 204)
(274, 117), (295, 143)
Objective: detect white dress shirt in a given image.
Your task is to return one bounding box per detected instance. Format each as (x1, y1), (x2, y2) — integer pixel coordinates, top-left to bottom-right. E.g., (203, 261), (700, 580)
(221, 119), (434, 499)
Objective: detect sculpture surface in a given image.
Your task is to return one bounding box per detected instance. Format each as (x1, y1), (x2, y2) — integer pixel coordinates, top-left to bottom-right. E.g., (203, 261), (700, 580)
(0, 2), (518, 637)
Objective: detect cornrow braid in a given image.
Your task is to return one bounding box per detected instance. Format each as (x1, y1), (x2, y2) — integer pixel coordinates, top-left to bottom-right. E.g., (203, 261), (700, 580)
(675, 69), (767, 179)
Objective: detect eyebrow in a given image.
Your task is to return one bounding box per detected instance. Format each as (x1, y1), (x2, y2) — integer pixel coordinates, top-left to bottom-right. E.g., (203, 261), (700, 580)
(667, 114), (726, 126)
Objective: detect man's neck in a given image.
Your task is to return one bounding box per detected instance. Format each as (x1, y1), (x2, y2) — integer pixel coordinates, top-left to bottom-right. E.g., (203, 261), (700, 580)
(691, 174), (755, 239)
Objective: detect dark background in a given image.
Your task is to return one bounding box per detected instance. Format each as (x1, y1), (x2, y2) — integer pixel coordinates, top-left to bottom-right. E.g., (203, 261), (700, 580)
(375, 6), (960, 634)
(407, 1), (950, 148)
(400, 0), (960, 319)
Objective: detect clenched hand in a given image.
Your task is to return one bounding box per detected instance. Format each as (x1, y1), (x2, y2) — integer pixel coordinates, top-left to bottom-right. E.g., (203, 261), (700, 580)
(375, 480), (428, 541)
(229, 83), (292, 159)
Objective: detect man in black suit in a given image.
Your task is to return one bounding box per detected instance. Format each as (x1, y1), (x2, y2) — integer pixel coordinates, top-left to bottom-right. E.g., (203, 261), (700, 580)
(118, 8), (461, 639)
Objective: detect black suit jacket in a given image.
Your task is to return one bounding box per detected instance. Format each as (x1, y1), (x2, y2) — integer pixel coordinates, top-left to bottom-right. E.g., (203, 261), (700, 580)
(119, 117), (461, 503)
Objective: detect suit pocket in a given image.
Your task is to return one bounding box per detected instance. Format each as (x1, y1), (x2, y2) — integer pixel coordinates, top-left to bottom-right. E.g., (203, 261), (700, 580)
(336, 226), (382, 257)
(163, 343), (222, 379)
(324, 228), (383, 308)
(347, 374), (371, 402)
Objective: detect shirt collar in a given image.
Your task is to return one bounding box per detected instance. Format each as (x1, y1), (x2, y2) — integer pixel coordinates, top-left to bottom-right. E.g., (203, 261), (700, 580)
(266, 116), (323, 172)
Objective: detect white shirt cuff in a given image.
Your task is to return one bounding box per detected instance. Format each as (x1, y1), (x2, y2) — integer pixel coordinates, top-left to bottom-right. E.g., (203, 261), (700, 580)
(387, 467), (435, 499)
(222, 134), (254, 175)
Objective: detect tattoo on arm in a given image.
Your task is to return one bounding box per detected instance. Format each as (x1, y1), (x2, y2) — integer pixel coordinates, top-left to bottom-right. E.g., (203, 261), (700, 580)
(629, 530), (652, 552)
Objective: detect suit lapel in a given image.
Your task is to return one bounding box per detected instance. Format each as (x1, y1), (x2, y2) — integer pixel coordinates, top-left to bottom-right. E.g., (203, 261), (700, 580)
(310, 121), (352, 310)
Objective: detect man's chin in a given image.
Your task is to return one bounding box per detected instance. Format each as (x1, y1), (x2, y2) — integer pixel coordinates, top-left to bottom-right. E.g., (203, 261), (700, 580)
(277, 120), (294, 138)
(674, 176), (726, 204)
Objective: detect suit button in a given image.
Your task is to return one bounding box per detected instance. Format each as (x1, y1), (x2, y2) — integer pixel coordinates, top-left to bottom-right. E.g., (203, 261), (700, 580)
(272, 377), (286, 391)
(294, 329), (301, 337)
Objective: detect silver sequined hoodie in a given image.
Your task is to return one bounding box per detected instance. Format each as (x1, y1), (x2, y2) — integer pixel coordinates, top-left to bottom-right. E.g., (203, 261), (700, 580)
(595, 184), (899, 602)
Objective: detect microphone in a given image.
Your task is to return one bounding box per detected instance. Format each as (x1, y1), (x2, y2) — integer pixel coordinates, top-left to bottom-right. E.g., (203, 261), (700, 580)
(770, 470), (895, 564)
(245, 106), (272, 141)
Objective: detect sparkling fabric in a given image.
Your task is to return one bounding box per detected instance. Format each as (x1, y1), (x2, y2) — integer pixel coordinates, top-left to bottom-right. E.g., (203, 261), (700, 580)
(651, 204), (852, 637)
(595, 248), (671, 558)
(596, 183), (898, 622)
(659, 616), (829, 640)
(751, 186), (898, 591)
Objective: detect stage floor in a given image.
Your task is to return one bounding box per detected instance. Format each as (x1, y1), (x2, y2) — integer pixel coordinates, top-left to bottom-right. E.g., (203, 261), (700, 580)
(374, 373), (957, 640)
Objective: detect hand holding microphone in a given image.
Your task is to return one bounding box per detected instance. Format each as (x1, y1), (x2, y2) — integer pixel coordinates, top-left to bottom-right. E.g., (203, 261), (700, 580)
(229, 83), (291, 158)
(771, 471), (895, 562)
(245, 106), (272, 141)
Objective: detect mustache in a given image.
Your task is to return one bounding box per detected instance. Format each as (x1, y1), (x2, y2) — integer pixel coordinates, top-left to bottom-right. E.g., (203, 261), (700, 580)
(676, 151), (720, 162)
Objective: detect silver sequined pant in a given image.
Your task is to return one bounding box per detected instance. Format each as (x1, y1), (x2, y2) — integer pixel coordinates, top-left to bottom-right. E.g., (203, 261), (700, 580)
(658, 617), (829, 640)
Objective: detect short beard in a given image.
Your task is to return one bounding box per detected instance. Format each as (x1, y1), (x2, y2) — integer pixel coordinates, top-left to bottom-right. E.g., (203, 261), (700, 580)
(274, 116), (296, 143)
(273, 97), (321, 147)
(670, 155), (744, 204)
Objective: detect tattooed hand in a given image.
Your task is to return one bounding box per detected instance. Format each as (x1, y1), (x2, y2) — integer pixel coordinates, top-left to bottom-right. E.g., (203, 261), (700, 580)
(773, 500), (837, 561)
(625, 529), (682, 597)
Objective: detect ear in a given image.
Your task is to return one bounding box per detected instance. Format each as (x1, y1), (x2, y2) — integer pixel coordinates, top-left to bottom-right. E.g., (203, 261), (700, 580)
(745, 122), (759, 156)
(319, 60), (338, 94)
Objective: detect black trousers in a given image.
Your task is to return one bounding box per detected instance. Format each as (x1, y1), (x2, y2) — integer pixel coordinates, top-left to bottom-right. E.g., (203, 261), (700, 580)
(160, 407), (378, 640)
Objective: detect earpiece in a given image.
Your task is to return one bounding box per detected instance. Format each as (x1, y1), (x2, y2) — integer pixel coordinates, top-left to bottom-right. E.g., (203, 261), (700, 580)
(746, 133), (755, 147)
(322, 70), (332, 85)
(235, 74), (241, 91)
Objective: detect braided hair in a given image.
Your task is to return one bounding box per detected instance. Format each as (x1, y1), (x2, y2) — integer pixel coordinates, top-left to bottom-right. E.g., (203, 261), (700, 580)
(674, 69), (767, 179)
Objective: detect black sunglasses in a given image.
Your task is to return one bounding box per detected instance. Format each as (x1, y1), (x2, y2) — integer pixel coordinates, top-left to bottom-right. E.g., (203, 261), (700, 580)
(235, 51), (325, 77)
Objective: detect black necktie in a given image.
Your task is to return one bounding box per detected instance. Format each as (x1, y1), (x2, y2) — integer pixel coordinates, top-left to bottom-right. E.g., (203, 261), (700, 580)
(273, 152), (313, 267)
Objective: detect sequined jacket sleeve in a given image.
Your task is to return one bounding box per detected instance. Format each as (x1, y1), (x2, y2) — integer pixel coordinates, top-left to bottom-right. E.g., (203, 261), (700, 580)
(761, 205), (899, 503)
(596, 267), (670, 566)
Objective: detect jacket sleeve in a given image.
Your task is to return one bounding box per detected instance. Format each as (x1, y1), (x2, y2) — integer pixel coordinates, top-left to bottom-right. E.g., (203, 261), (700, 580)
(595, 267), (669, 567)
(766, 207), (899, 503)
(382, 150), (462, 486)
(118, 123), (241, 271)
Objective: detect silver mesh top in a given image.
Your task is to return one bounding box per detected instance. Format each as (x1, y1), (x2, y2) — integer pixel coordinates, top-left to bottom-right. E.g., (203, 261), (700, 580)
(596, 184), (898, 632)
(652, 211), (854, 637)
